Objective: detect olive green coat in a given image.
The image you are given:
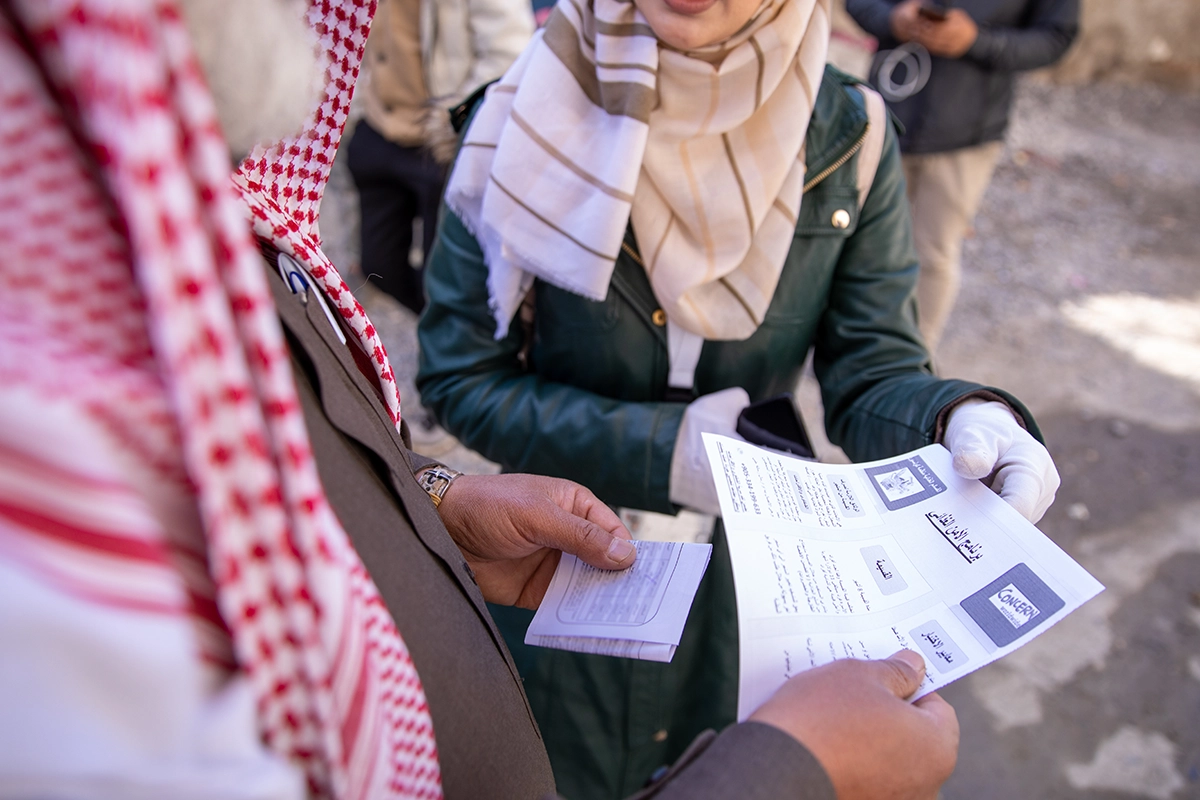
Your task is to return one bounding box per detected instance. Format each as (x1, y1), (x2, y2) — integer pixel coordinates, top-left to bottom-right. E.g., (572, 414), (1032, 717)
(417, 66), (1038, 800)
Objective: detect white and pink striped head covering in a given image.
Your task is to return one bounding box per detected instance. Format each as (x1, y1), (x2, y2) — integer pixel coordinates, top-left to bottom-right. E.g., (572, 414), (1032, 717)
(0, 1), (440, 797)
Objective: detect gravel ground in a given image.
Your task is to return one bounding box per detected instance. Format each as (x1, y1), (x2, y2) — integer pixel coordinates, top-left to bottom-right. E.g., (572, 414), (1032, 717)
(930, 78), (1200, 800)
(321, 76), (1200, 798)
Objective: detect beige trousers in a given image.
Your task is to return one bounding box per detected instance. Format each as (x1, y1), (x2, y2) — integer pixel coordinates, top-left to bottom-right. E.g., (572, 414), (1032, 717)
(902, 140), (1004, 352)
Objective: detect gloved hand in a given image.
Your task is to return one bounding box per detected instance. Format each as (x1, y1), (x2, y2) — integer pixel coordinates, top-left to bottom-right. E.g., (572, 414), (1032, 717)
(669, 387), (750, 516)
(943, 400), (1060, 523)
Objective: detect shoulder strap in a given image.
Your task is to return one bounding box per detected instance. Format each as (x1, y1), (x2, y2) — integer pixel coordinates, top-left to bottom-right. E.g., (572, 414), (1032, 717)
(853, 84), (888, 211)
(450, 79), (499, 133)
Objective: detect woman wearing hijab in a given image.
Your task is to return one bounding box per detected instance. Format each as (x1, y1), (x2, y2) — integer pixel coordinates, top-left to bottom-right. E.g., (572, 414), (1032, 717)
(417, 0), (1059, 797)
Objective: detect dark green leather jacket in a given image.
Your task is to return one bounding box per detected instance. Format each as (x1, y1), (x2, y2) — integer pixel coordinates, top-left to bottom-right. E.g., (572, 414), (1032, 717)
(417, 66), (1038, 800)
(417, 66), (1037, 505)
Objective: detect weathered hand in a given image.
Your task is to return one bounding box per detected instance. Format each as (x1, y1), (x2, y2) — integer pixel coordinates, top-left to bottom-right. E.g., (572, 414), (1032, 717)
(750, 650), (959, 800)
(915, 8), (979, 57)
(435, 473), (635, 608)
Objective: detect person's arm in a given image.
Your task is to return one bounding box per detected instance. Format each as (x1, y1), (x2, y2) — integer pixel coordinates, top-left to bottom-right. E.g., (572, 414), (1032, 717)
(813, 113), (1035, 461)
(453, 0), (536, 103)
(417, 209), (684, 513)
(622, 723), (834, 800)
(816, 100), (1057, 520)
(961, 0), (1079, 72)
(602, 651), (955, 800)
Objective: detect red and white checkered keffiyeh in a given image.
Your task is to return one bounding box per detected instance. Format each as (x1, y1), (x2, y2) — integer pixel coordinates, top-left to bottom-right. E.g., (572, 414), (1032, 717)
(0, 1), (440, 798)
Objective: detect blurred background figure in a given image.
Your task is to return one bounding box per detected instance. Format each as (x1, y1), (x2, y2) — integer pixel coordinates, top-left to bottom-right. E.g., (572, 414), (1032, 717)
(348, 0), (534, 314)
(846, 0), (1079, 353)
(826, 0), (878, 79)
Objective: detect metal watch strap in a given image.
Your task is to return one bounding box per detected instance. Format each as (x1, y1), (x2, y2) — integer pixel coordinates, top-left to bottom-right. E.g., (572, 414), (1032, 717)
(415, 465), (462, 508)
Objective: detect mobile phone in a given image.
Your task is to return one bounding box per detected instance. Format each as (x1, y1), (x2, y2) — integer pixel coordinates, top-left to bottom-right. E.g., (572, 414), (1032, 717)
(918, 2), (949, 21)
(736, 393), (815, 460)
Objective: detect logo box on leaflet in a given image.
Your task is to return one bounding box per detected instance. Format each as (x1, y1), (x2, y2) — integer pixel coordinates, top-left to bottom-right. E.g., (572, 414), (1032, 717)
(960, 563), (1065, 647)
(862, 455), (946, 511)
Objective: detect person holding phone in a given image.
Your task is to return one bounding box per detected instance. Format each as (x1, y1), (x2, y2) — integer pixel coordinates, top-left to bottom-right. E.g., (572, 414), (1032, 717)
(417, 0), (1060, 797)
(917, 2), (949, 20)
(846, 0), (1080, 352)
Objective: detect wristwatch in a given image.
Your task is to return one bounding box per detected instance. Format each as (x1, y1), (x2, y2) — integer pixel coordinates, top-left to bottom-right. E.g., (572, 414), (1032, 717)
(415, 464), (463, 509)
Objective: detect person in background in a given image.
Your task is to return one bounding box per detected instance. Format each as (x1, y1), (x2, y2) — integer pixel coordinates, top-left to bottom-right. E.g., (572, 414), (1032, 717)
(846, 0), (1079, 352)
(0, 1), (959, 798)
(417, 0), (1060, 796)
(348, 0), (534, 314)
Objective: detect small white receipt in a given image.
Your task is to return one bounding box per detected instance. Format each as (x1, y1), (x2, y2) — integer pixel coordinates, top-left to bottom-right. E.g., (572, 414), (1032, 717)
(525, 540), (712, 662)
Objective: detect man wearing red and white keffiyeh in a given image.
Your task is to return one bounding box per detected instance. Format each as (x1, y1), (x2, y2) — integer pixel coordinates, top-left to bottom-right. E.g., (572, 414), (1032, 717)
(0, 0), (641, 797)
(0, 0), (439, 796)
(0, 1), (963, 798)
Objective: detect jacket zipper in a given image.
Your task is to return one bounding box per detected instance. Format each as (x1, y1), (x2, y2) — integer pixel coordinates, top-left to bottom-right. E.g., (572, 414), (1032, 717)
(621, 123), (872, 270)
(621, 240), (644, 266)
(802, 122), (869, 194)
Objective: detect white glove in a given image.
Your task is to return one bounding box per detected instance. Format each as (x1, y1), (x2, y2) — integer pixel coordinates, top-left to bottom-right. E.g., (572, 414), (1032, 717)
(669, 387), (750, 516)
(943, 400), (1060, 523)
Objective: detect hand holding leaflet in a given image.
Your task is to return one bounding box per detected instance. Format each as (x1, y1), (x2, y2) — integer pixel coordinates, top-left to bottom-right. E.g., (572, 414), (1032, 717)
(702, 434), (1104, 719)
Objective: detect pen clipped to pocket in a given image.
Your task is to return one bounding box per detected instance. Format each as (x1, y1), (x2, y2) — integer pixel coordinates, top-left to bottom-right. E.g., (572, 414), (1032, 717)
(735, 393), (816, 460)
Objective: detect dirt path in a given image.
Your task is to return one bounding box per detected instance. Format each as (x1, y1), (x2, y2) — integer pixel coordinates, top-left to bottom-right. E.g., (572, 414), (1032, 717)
(931, 78), (1200, 800)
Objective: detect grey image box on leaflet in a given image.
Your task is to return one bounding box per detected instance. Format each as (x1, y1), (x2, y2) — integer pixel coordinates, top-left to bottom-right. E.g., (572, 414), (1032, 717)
(863, 454), (947, 511)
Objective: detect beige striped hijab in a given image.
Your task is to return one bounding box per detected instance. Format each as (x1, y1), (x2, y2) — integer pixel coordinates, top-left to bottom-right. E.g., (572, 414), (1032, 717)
(445, 0), (831, 341)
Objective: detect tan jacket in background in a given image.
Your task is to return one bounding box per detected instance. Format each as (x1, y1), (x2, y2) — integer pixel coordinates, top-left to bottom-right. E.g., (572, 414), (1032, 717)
(361, 0), (534, 161)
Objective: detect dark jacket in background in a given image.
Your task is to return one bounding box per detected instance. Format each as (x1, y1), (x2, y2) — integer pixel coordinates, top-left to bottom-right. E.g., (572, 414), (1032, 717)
(847, 0), (1079, 153)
